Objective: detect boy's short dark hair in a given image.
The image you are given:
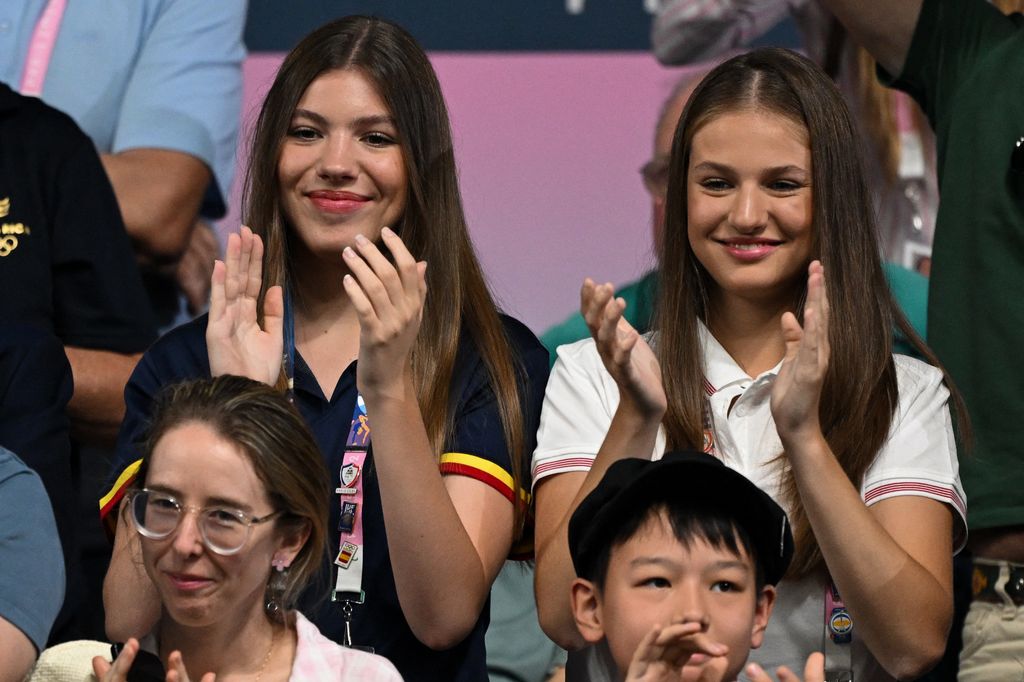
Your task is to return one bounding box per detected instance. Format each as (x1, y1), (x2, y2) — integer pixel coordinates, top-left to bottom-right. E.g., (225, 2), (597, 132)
(568, 450), (794, 588)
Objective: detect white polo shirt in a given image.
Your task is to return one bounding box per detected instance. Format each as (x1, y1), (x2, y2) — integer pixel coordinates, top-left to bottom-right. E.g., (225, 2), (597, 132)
(533, 326), (966, 681)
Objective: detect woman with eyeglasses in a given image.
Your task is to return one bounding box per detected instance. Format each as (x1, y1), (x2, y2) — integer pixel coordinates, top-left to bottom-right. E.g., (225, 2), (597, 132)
(100, 14), (548, 681)
(93, 375), (400, 680)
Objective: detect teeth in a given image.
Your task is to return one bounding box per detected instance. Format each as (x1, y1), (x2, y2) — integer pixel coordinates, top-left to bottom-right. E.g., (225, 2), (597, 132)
(730, 243), (772, 250)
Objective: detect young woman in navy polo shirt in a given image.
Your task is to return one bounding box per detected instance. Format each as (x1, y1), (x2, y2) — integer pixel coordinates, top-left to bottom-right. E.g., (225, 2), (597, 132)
(102, 16), (548, 681)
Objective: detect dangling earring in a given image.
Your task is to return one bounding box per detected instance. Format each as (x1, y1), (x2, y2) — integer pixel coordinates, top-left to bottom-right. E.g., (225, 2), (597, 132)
(265, 558), (290, 617)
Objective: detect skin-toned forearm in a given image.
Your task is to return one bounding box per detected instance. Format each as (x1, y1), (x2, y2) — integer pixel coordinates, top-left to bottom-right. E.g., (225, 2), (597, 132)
(817, 0), (923, 75)
(534, 403), (662, 649)
(783, 432), (952, 679)
(0, 617), (37, 682)
(64, 347), (141, 447)
(104, 509), (161, 641)
(366, 377), (503, 650)
(101, 149), (210, 262)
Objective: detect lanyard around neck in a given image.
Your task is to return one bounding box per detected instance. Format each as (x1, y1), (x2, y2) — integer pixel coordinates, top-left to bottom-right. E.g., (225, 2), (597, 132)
(20, 0), (68, 97)
(286, 290), (372, 650)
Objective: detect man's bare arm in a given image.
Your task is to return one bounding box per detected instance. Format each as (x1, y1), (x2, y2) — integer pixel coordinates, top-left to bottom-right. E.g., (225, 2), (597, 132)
(101, 149), (210, 262)
(818, 0), (923, 75)
(64, 347), (141, 447)
(0, 617), (36, 682)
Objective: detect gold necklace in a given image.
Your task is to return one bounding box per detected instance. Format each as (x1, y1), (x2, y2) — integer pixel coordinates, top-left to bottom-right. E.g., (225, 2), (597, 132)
(253, 626), (278, 682)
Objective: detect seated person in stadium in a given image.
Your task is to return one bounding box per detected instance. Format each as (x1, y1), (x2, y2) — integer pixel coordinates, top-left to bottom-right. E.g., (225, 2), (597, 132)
(0, 445), (64, 680)
(96, 376), (400, 680)
(567, 449), (825, 681)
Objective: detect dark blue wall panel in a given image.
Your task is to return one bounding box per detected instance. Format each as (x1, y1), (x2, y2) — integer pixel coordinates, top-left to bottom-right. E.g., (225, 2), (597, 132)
(244, 1), (801, 52)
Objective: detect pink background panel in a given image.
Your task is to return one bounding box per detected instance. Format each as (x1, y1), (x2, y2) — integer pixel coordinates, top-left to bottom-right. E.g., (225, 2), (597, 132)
(222, 53), (706, 334)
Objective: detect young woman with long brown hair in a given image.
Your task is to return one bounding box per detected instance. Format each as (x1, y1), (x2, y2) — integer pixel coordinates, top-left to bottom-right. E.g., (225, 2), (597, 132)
(532, 48), (966, 681)
(100, 16), (548, 681)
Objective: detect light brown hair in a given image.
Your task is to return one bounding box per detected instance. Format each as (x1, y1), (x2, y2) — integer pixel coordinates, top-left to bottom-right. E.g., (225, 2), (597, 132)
(656, 48), (963, 576)
(135, 375), (330, 618)
(242, 16), (529, 536)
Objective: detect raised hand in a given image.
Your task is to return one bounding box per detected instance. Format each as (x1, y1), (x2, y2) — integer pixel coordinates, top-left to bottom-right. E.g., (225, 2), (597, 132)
(625, 621), (729, 682)
(746, 652), (825, 682)
(92, 638), (138, 681)
(581, 278), (666, 418)
(342, 227), (427, 401)
(770, 261), (829, 444)
(206, 225), (284, 385)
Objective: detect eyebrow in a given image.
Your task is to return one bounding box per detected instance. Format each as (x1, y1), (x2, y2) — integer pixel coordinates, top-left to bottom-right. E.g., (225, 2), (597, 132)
(291, 109), (397, 129)
(691, 161), (809, 176)
(628, 557), (752, 574)
(145, 484), (253, 512)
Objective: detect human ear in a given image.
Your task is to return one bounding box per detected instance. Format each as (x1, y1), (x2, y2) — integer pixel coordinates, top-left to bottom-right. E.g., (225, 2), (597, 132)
(274, 518), (311, 567)
(750, 584), (777, 649)
(570, 578), (606, 644)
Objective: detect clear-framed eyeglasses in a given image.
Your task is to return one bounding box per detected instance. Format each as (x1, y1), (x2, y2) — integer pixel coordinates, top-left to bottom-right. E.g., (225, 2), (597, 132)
(127, 488), (282, 556)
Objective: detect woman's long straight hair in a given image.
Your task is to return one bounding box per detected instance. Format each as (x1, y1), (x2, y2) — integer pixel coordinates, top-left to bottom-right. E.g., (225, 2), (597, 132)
(656, 48), (965, 576)
(242, 16), (529, 538)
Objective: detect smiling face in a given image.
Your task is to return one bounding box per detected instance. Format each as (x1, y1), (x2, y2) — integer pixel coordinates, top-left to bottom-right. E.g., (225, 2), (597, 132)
(572, 511), (774, 681)
(277, 68), (408, 265)
(139, 422), (299, 629)
(686, 108), (813, 313)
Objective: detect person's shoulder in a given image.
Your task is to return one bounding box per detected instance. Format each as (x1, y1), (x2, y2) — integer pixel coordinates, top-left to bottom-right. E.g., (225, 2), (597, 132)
(0, 447), (35, 486)
(892, 354), (946, 398)
(498, 313), (547, 357)
(0, 85), (89, 151)
(134, 315), (210, 379)
(498, 314), (548, 369)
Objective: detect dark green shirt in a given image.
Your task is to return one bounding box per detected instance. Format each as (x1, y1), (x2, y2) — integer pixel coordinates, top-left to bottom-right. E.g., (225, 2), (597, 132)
(884, 0), (1024, 530)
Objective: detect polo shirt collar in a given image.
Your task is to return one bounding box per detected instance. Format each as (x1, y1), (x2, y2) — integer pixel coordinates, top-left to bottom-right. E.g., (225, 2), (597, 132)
(698, 321), (783, 393)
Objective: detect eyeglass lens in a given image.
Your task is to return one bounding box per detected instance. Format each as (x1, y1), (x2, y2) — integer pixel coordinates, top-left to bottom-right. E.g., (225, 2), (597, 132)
(132, 491), (249, 554)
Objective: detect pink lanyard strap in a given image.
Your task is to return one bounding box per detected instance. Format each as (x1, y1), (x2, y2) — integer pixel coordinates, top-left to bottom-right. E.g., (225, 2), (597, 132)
(19, 0), (68, 97)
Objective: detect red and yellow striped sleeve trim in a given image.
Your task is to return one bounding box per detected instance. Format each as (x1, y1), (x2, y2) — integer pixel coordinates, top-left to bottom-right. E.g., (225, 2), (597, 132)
(99, 458), (142, 526)
(438, 452), (530, 506)
(440, 452), (535, 560)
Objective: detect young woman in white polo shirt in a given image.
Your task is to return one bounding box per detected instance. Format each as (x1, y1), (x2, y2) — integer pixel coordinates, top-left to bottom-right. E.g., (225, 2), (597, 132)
(532, 48), (967, 682)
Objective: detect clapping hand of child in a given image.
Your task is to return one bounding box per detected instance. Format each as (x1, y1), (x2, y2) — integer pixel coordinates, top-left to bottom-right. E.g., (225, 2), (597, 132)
(745, 652), (825, 682)
(625, 620), (728, 682)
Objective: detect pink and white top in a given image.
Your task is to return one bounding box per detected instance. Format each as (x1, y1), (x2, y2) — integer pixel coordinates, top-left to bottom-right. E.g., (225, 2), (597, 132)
(290, 611), (402, 681)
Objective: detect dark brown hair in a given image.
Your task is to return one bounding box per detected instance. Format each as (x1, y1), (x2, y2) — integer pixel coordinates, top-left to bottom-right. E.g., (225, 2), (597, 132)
(656, 48), (963, 576)
(135, 375), (330, 618)
(242, 16), (529, 535)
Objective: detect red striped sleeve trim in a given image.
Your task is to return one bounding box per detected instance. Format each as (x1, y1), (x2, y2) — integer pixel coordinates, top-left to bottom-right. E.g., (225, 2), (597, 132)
(703, 379), (716, 396)
(864, 481), (967, 518)
(533, 457), (595, 478)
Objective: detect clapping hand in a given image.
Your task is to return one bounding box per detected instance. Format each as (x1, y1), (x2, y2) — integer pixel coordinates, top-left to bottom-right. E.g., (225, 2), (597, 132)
(581, 278), (666, 418)
(625, 620), (728, 682)
(746, 652), (825, 682)
(770, 261), (829, 445)
(342, 227), (427, 401)
(92, 640), (217, 682)
(206, 226), (284, 385)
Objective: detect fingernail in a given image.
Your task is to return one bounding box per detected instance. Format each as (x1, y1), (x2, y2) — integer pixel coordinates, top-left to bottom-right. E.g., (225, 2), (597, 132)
(381, 226), (394, 237)
(343, 247), (355, 259)
(355, 234), (368, 245)
(343, 274), (353, 284)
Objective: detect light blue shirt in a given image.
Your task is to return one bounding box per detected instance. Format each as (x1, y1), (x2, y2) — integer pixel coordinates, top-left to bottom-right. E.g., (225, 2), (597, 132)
(0, 0), (246, 216)
(0, 446), (64, 652)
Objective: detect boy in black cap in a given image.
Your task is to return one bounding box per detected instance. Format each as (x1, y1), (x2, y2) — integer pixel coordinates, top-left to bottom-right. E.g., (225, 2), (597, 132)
(567, 449), (805, 681)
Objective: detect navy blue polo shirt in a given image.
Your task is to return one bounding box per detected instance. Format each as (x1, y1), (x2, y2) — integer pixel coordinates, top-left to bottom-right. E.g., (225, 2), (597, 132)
(104, 313), (549, 681)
